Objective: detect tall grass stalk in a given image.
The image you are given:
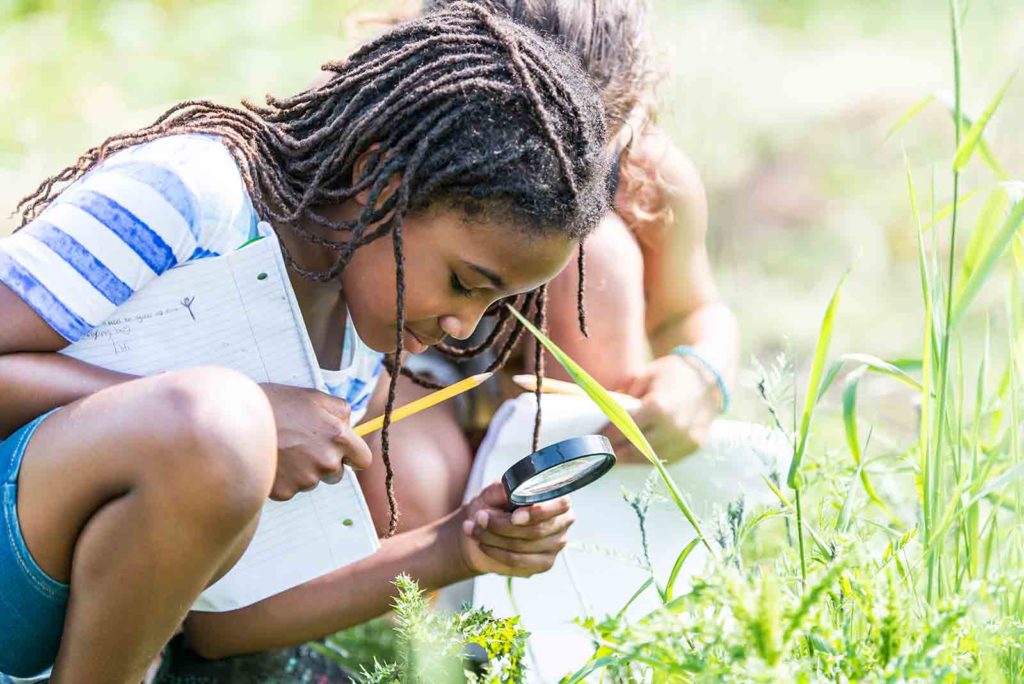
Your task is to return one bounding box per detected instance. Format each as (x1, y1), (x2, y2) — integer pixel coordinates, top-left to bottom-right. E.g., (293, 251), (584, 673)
(925, 0), (964, 604)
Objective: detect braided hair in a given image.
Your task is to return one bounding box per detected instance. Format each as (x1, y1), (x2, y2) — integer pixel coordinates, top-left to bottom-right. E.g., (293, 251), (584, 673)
(425, 0), (652, 132)
(15, 2), (611, 536)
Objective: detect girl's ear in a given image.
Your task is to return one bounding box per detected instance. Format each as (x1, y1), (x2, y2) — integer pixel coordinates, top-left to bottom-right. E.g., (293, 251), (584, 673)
(353, 144), (402, 210)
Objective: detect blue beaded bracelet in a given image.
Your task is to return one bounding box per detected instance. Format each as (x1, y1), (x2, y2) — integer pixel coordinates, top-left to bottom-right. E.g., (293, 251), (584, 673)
(671, 345), (730, 413)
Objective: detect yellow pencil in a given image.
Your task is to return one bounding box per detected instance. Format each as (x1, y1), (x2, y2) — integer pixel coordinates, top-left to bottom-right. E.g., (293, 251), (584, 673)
(511, 374), (639, 408)
(354, 372), (493, 436)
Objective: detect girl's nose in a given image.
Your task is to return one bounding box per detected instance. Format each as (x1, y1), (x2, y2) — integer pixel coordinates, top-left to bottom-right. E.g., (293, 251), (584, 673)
(439, 307), (487, 341)
(438, 314), (469, 341)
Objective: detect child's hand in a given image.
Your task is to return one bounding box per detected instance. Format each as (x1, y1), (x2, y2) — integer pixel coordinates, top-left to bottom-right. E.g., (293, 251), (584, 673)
(457, 482), (575, 578)
(260, 383), (372, 501)
(604, 354), (720, 464)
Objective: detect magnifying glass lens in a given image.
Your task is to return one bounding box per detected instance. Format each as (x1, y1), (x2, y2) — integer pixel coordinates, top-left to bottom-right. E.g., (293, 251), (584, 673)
(512, 453), (608, 498)
(503, 435), (617, 506)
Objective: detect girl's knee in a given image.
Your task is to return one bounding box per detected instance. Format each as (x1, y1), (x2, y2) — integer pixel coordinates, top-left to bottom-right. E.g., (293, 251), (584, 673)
(142, 367), (277, 520)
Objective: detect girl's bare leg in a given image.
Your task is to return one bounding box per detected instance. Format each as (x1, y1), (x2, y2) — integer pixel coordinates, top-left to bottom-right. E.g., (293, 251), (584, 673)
(15, 366), (278, 683)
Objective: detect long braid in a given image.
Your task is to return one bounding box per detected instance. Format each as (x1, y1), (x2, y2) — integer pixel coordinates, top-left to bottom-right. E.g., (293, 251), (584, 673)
(577, 242), (589, 336)
(13, 1), (611, 537)
(531, 285), (548, 452)
(381, 216), (406, 537)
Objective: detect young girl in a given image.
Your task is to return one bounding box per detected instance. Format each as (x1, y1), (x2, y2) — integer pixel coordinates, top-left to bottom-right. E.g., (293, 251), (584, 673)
(359, 0), (740, 535)
(0, 4), (611, 682)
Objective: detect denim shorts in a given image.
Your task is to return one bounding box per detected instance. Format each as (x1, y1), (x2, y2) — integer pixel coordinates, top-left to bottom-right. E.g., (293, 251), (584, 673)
(0, 409), (68, 681)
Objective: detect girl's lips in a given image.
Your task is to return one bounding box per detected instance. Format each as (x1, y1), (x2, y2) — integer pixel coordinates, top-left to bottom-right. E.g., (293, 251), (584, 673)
(403, 326), (428, 353)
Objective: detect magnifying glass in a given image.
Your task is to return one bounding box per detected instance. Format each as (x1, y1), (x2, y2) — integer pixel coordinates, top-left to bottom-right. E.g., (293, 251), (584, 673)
(501, 434), (617, 507)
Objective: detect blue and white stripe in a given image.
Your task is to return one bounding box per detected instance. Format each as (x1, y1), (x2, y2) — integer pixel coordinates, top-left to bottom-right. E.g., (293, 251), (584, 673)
(0, 136), (224, 342)
(1, 132), (384, 413)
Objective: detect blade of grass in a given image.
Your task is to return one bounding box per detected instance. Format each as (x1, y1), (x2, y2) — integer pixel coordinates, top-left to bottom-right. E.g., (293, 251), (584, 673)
(816, 353), (922, 403)
(883, 93), (935, 142)
(761, 474), (832, 559)
(928, 0), (964, 602)
(663, 537), (702, 603)
(921, 187), (983, 232)
(507, 305), (716, 556)
(950, 195), (1024, 326)
(842, 367), (901, 523)
(935, 89), (1011, 180)
(787, 272), (848, 489)
(615, 578), (654, 620)
(960, 185), (1011, 285)
(952, 70), (1018, 172)
(835, 460), (864, 534)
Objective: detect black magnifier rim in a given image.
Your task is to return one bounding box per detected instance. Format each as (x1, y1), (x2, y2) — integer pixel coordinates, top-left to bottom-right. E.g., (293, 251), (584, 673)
(502, 434), (616, 506)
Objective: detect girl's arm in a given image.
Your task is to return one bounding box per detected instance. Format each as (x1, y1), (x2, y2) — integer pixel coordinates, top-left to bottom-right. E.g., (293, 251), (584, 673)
(181, 483), (574, 658)
(609, 127), (738, 460)
(183, 512), (468, 657)
(626, 126), (738, 378)
(540, 125), (738, 461)
(0, 284), (133, 437)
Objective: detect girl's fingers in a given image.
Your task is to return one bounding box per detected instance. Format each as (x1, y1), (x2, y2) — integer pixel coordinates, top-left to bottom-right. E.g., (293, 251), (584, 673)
(477, 545), (559, 577)
(473, 527), (569, 554)
(333, 428), (372, 470)
(504, 495), (571, 527)
(476, 481), (512, 509)
(473, 507), (575, 541)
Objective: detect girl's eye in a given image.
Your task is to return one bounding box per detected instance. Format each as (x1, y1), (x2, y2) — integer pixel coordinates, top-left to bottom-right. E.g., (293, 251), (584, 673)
(450, 272), (473, 298)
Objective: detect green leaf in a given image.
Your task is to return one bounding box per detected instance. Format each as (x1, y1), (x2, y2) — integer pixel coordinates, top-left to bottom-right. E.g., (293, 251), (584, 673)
(563, 655), (623, 684)
(837, 353), (924, 391)
(506, 305), (715, 555)
(787, 273), (847, 489)
(841, 365), (901, 523)
(761, 475), (832, 558)
(920, 186), (983, 232)
(616, 577), (654, 620)
(1013, 231), (1024, 272)
(951, 190), (1024, 326)
(952, 70), (1018, 172)
(835, 461), (863, 534)
(960, 185), (1011, 285)
(663, 537), (702, 603)
(883, 93), (935, 143)
(935, 89), (1010, 180)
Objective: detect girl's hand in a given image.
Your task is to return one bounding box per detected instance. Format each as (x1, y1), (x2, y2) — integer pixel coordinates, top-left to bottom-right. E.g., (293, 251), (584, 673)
(603, 354), (721, 464)
(456, 482), (575, 578)
(259, 383), (372, 501)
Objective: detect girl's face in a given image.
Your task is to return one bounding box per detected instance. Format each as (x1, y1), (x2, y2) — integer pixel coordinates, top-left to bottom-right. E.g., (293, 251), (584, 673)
(340, 205), (576, 354)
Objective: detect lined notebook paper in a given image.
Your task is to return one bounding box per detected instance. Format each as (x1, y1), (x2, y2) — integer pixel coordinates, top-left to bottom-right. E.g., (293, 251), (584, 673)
(62, 232), (380, 612)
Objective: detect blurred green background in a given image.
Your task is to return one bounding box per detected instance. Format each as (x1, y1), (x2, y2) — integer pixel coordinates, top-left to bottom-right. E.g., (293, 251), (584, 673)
(2, 0), (1023, 420)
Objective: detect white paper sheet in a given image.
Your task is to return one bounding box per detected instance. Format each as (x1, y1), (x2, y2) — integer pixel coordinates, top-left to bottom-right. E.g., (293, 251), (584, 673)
(62, 233), (379, 612)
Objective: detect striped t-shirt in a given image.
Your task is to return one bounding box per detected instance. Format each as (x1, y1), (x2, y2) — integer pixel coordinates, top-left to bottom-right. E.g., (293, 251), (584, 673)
(0, 133), (383, 421)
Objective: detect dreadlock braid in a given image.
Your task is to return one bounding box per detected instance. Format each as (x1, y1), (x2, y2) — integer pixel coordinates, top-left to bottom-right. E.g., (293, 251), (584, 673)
(578, 242), (589, 337)
(15, 1), (611, 535)
(531, 285), (548, 452)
